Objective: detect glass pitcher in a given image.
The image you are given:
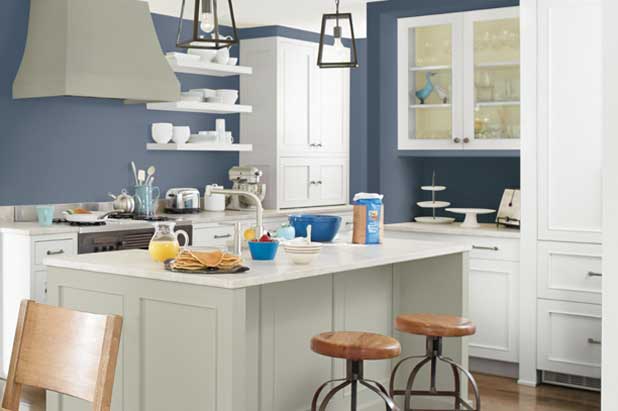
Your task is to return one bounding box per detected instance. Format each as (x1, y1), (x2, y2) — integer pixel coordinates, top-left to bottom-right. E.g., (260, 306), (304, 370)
(134, 185), (160, 217)
(148, 222), (189, 262)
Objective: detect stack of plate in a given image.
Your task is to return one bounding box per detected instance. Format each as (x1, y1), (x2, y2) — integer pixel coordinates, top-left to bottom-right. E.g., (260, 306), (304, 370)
(282, 240), (322, 265)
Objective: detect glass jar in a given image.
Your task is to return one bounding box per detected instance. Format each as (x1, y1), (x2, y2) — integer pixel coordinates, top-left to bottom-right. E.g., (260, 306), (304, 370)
(148, 222), (189, 262)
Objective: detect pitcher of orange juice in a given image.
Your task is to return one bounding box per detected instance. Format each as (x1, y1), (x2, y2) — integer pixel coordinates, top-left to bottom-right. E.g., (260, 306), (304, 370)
(148, 222), (189, 262)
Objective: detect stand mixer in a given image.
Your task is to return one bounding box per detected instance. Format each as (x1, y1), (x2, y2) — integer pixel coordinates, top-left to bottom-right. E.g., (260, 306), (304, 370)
(227, 166), (266, 211)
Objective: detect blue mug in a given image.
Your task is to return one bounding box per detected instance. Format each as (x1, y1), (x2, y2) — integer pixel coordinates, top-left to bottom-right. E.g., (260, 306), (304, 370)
(36, 205), (54, 226)
(134, 185), (160, 217)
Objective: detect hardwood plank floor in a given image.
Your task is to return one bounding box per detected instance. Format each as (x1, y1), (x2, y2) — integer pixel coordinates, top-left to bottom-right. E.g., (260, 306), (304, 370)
(1, 373), (602, 410)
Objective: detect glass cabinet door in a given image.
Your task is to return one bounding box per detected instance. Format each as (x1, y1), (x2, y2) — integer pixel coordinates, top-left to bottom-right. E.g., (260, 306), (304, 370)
(398, 14), (463, 149)
(464, 8), (520, 149)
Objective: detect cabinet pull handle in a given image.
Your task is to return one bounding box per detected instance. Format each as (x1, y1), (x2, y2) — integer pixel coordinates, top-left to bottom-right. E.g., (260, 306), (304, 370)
(214, 234), (232, 239)
(309, 143), (316, 147)
(587, 271), (603, 277)
(317, 180), (323, 185)
(472, 245), (499, 251)
(587, 338), (602, 345)
(345, 222), (353, 226)
(453, 138), (461, 143)
(463, 137), (470, 143)
(46, 249), (64, 256)
(317, 143), (323, 147)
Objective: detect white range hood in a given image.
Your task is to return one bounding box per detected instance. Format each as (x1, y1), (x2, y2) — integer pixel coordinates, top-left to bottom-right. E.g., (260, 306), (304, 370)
(13, 0), (180, 101)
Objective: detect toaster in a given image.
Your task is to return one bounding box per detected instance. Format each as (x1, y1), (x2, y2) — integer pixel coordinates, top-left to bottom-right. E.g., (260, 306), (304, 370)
(165, 188), (201, 214)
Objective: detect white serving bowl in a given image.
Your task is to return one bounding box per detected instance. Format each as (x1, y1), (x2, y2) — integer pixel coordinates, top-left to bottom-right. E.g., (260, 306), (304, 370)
(151, 123), (173, 144)
(180, 91), (204, 102)
(172, 126), (191, 144)
(227, 57), (238, 66)
(191, 88), (217, 99)
(284, 248), (321, 265)
(216, 89), (239, 105)
(188, 48), (217, 62)
(166, 52), (201, 62)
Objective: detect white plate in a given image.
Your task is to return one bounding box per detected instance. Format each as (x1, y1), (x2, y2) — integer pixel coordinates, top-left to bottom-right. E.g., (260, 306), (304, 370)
(417, 201), (451, 208)
(421, 186), (447, 191)
(63, 211), (109, 223)
(414, 216), (455, 224)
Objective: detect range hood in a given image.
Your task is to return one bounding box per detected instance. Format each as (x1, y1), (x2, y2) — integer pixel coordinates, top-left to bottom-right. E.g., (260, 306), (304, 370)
(13, 0), (180, 101)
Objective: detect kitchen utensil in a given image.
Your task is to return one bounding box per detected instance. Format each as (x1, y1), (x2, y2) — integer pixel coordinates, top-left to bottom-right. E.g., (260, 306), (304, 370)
(165, 188), (201, 213)
(151, 123), (173, 144)
(131, 161), (138, 186)
(416, 172), (452, 225)
(414, 216), (456, 224)
(203, 184), (226, 211)
(137, 169), (146, 185)
(36, 205), (54, 226)
(216, 89), (239, 105)
(188, 48), (217, 62)
(446, 208), (496, 229)
(108, 189), (135, 213)
(214, 40), (232, 64)
(227, 57), (238, 66)
(134, 185), (160, 217)
(283, 243), (321, 265)
(227, 166), (267, 210)
(62, 210), (116, 223)
(288, 215), (342, 242)
(496, 189), (521, 228)
(172, 126), (191, 144)
(148, 221), (190, 262)
(248, 240), (279, 261)
(145, 166), (156, 185)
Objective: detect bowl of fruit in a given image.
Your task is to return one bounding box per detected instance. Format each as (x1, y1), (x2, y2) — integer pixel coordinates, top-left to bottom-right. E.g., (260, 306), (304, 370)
(248, 233), (279, 261)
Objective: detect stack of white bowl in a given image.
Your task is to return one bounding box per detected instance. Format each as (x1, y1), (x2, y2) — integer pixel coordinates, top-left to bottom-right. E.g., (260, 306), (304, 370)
(282, 239), (322, 265)
(181, 89), (238, 105)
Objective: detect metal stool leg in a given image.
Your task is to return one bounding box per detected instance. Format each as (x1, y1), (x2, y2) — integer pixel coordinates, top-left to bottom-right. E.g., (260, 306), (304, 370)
(311, 378), (348, 411)
(439, 356), (481, 411)
(317, 380), (351, 411)
(360, 380), (399, 411)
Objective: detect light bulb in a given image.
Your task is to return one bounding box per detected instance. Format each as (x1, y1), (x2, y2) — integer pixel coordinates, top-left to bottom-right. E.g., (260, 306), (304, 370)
(333, 37), (344, 50)
(200, 12), (214, 33)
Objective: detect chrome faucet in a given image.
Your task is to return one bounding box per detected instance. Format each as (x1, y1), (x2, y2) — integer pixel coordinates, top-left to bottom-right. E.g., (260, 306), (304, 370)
(205, 187), (264, 254)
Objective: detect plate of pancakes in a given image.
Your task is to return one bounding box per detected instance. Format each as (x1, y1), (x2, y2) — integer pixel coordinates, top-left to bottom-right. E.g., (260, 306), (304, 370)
(165, 248), (249, 274)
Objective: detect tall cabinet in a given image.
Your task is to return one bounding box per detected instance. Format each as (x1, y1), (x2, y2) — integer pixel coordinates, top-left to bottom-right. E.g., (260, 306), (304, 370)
(397, 7), (520, 150)
(240, 37), (350, 210)
(521, 0), (602, 388)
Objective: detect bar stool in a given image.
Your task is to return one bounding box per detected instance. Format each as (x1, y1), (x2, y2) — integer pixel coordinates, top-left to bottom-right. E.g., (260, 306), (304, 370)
(310, 331), (401, 411)
(389, 314), (480, 411)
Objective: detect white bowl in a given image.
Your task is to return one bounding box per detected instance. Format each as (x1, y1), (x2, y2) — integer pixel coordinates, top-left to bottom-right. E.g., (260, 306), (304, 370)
(227, 57), (238, 66)
(188, 48), (217, 62)
(191, 88), (217, 99)
(180, 91), (204, 102)
(285, 249), (320, 265)
(166, 52), (201, 62)
(205, 96), (225, 104)
(151, 123), (173, 144)
(216, 89), (239, 105)
(172, 126), (191, 144)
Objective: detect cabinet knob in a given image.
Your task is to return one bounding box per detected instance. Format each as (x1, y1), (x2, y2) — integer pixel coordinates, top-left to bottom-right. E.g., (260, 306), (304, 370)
(587, 338), (602, 345)
(587, 271), (603, 277)
(453, 138), (461, 143)
(463, 137), (470, 143)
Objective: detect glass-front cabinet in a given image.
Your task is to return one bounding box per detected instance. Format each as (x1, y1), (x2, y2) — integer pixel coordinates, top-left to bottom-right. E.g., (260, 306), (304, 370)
(398, 7), (519, 150)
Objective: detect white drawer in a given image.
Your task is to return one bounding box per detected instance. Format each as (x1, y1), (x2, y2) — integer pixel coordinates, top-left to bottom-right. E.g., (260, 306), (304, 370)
(538, 242), (602, 304)
(193, 224), (235, 247)
(537, 299), (601, 379)
(339, 213), (354, 233)
(34, 238), (76, 266)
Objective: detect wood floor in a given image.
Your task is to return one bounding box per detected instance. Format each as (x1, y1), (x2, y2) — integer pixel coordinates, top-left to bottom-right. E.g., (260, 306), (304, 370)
(1, 373), (602, 410)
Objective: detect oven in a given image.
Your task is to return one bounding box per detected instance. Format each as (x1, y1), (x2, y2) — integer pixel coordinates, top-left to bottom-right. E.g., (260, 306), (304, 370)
(78, 224), (193, 254)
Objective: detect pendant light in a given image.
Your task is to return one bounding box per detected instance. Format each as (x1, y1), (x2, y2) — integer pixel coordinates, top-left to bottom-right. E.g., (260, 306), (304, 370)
(176, 0), (239, 50)
(317, 0), (359, 68)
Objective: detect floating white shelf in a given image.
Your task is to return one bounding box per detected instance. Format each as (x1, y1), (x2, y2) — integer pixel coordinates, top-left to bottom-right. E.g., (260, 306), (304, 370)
(475, 61), (520, 68)
(147, 143), (253, 152)
(146, 101), (253, 114)
(409, 65), (452, 72)
(410, 103), (451, 109)
(167, 58), (253, 77)
(476, 101), (520, 107)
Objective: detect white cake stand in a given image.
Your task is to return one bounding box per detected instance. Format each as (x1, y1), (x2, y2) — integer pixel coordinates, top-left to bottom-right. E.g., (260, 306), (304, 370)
(446, 208), (496, 228)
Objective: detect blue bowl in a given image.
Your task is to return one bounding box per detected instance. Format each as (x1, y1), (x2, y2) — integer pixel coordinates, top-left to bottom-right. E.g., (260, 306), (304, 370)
(288, 215), (342, 242)
(248, 240), (279, 261)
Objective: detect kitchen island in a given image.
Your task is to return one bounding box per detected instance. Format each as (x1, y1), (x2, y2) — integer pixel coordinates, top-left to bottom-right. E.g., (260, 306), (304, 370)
(44, 235), (470, 411)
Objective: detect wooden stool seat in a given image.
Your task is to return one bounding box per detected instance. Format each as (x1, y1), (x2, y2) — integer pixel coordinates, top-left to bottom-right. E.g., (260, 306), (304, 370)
(311, 331), (401, 360)
(395, 313), (476, 337)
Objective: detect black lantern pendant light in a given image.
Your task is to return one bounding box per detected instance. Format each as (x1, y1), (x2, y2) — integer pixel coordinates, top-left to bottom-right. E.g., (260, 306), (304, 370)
(176, 0), (239, 50)
(317, 0), (359, 68)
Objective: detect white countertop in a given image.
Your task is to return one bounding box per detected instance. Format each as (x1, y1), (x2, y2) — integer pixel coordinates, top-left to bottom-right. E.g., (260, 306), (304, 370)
(44, 235), (470, 289)
(0, 205), (353, 235)
(386, 222), (520, 239)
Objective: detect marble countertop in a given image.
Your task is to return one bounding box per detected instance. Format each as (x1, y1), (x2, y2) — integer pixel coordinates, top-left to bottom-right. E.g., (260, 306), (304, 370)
(0, 205), (353, 235)
(44, 234), (470, 289)
(385, 222), (520, 239)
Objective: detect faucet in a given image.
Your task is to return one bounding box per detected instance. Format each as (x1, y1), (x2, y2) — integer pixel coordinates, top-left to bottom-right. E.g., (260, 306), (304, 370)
(205, 187), (264, 254)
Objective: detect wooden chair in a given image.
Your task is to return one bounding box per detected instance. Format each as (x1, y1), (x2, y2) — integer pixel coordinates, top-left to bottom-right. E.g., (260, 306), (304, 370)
(1, 300), (123, 411)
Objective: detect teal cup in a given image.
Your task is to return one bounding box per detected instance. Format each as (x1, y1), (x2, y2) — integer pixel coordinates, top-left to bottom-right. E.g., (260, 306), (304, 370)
(36, 205), (54, 226)
(134, 185), (160, 217)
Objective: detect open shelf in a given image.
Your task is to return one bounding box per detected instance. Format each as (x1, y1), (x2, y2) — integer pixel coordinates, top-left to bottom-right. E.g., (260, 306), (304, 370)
(147, 143), (253, 152)
(145, 101), (253, 114)
(475, 101), (520, 107)
(409, 65), (452, 72)
(410, 103), (451, 109)
(167, 57), (253, 77)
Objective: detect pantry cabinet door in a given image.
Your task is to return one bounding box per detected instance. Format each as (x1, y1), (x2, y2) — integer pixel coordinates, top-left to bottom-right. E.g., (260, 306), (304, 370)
(313, 158), (349, 206)
(537, 0), (602, 243)
(278, 158), (315, 209)
(278, 40), (318, 155)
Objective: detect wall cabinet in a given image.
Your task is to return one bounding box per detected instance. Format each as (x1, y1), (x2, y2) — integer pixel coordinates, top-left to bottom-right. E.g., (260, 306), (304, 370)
(240, 37), (350, 210)
(397, 7), (520, 151)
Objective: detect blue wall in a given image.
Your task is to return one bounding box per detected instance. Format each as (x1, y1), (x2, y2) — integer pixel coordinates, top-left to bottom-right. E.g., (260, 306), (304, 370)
(366, 0), (520, 223)
(0, 4), (239, 206)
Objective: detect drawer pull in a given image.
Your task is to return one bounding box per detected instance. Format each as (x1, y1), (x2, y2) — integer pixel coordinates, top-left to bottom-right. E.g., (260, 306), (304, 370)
(46, 249), (65, 256)
(587, 271), (603, 277)
(345, 222), (353, 226)
(472, 245), (499, 251)
(214, 234), (232, 239)
(587, 338), (602, 345)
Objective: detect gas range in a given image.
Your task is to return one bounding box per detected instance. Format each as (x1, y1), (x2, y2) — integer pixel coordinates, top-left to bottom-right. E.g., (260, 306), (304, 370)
(52, 213), (189, 234)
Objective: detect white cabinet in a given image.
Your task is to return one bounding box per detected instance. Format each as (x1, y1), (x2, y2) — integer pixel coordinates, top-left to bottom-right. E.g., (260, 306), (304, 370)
(240, 37), (350, 210)
(536, 0), (602, 244)
(193, 224), (236, 248)
(397, 7), (520, 151)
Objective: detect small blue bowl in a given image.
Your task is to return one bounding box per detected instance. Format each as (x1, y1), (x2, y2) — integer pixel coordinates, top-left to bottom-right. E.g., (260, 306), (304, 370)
(248, 240), (279, 261)
(288, 214), (342, 242)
